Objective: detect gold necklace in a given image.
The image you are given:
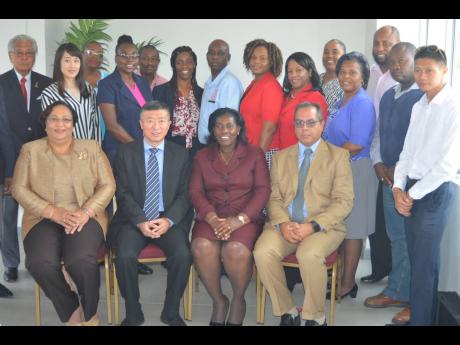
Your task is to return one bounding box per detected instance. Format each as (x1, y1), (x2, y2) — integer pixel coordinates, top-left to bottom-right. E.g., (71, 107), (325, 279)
(219, 150), (234, 165)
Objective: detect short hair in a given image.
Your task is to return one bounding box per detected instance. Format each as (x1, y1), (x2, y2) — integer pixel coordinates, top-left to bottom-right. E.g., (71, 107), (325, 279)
(207, 107), (248, 146)
(243, 39), (283, 78)
(283, 52), (322, 95)
(115, 35), (135, 55)
(140, 100), (171, 119)
(336, 52), (370, 89)
(53, 43), (89, 98)
(390, 42), (416, 56)
(324, 39), (347, 53)
(415, 45), (447, 66)
(8, 34), (38, 54)
(139, 44), (159, 56)
(294, 102), (323, 122)
(82, 40), (102, 52)
(40, 100), (78, 129)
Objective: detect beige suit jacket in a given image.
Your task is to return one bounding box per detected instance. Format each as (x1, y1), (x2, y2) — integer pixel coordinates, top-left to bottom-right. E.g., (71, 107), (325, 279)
(267, 139), (354, 233)
(12, 138), (116, 239)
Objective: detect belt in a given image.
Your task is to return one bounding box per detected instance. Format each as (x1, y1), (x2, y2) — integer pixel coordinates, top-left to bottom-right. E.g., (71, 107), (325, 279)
(405, 178), (419, 192)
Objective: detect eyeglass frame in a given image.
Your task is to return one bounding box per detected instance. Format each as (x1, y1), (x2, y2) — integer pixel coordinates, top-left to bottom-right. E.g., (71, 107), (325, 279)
(294, 119), (323, 128)
(84, 49), (104, 58)
(12, 50), (35, 58)
(46, 116), (74, 125)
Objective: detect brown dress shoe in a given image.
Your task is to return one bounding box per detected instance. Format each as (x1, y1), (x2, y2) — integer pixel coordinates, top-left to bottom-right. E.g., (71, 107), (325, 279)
(364, 293), (408, 308)
(392, 307), (410, 325)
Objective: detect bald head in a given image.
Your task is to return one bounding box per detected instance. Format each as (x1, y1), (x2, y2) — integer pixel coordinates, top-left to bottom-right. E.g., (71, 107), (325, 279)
(207, 39), (231, 78)
(373, 26), (401, 68)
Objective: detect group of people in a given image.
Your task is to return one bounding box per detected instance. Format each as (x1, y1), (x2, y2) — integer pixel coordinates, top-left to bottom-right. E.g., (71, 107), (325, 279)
(0, 25), (459, 327)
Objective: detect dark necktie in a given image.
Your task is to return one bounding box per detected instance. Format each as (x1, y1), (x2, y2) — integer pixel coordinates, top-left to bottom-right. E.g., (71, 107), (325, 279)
(20, 77), (28, 107)
(291, 147), (312, 223)
(144, 148), (160, 220)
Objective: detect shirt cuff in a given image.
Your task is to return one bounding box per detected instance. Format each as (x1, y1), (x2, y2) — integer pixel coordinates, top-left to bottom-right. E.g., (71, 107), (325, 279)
(166, 218), (175, 227)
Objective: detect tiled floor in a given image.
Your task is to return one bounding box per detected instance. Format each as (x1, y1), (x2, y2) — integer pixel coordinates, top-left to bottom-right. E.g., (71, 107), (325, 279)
(0, 244), (401, 326)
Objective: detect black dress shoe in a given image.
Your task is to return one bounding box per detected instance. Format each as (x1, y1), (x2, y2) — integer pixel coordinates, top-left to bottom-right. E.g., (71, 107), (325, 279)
(160, 314), (187, 326)
(326, 283), (358, 300)
(3, 268), (18, 282)
(304, 319), (327, 326)
(0, 283), (13, 298)
(120, 315), (145, 326)
(137, 262), (153, 275)
(360, 273), (387, 284)
(280, 312), (301, 326)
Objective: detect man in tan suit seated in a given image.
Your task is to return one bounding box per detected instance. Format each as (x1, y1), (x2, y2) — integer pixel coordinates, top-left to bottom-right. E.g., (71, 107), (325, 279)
(253, 102), (354, 326)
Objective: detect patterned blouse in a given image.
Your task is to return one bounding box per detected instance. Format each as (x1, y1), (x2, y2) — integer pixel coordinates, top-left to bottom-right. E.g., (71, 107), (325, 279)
(320, 73), (344, 113)
(172, 90), (200, 149)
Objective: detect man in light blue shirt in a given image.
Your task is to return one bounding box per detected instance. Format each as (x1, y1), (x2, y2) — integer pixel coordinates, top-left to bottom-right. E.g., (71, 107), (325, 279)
(198, 39), (243, 144)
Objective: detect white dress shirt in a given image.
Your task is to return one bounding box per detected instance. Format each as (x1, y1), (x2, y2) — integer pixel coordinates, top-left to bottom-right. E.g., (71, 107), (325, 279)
(393, 85), (460, 199)
(14, 69), (31, 111)
(372, 70), (397, 119)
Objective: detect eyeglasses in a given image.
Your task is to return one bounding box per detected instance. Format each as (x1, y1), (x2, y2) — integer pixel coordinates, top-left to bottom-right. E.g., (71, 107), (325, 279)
(85, 49), (103, 58)
(47, 116), (73, 125)
(13, 51), (35, 58)
(294, 119), (322, 128)
(117, 53), (139, 60)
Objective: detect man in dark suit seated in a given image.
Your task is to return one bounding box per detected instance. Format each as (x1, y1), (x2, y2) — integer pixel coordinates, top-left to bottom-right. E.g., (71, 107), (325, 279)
(0, 34), (52, 287)
(109, 100), (193, 326)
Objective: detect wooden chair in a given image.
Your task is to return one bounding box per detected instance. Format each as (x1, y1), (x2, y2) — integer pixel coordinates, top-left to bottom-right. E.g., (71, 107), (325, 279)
(112, 243), (193, 325)
(35, 243), (112, 326)
(256, 250), (341, 325)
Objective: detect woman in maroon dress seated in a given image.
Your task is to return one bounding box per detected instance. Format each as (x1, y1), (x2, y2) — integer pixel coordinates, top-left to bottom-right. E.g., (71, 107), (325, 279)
(189, 108), (270, 326)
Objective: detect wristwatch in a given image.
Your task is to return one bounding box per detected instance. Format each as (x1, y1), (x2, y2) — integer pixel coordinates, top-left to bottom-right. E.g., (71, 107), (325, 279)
(310, 221), (321, 233)
(237, 215), (245, 225)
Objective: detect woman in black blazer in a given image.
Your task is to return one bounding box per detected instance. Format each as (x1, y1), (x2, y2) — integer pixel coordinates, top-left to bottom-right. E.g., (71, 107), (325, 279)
(152, 46), (203, 157)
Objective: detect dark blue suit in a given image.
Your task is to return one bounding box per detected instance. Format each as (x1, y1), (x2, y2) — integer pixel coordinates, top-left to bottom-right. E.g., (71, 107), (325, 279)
(97, 68), (152, 162)
(0, 69), (52, 271)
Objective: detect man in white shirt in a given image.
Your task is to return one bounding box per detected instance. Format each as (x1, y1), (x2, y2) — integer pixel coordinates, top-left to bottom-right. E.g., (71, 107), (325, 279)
(198, 39), (243, 145)
(362, 25), (400, 285)
(393, 46), (460, 326)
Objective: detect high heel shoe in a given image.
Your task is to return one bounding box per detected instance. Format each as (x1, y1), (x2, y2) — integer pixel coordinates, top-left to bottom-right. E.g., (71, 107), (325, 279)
(326, 284), (358, 300)
(209, 295), (229, 326)
(225, 321), (242, 326)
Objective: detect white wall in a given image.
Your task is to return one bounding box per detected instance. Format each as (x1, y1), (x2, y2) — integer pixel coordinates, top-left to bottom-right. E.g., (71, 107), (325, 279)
(43, 19), (374, 87)
(0, 19), (47, 75)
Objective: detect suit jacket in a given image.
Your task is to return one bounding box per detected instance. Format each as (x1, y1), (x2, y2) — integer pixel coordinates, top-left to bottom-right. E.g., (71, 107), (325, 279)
(12, 138), (116, 239)
(0, 84), (15, 183)
(189, 143), (270, 222)
(0, 69), (53, 178)
(96, 68), (153, 156)
(108, 138), (192, 246)
(267, 139), (354, 234)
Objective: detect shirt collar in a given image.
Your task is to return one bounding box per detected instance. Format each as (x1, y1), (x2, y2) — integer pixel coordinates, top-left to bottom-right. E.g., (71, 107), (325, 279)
(143, 138), (165, 153)
(420, 84), (449, 106)
(206, 65), (230, 85)
(393, 82), (419, 98)
(14, 69), (31, 82)
(298, 138), (321, 156)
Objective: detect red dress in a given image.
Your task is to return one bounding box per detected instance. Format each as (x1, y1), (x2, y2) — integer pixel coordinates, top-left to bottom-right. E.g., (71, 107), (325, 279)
(189, 143), (270, 250)
(278, 83), (328, 149)
(239, 72), (283, 150)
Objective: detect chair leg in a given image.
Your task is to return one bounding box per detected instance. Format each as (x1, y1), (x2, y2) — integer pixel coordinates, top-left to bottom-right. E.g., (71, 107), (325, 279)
(185, 265), (193, 321)
(35, 283), (41, 326)
(337, 252), (343, 304)
(113, 264), (120, 325)
(256, 271), (266, 324)
(255, 270), (260, 323)
(329, 262), (337, 326)
(194, 265), (200, 293)
(104, 255), (112, 325)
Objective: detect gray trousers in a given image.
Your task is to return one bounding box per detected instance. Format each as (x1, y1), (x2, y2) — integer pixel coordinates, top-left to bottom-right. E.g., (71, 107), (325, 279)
(0, 185), (20, 269)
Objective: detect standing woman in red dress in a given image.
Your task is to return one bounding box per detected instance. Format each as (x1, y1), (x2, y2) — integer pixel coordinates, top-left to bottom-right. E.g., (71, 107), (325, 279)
(278, 52), (328, 150)
(239, 39), (283, 168)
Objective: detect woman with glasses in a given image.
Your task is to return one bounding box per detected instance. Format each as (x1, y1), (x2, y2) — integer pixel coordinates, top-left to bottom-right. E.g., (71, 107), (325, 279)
(41, 43), (101, 144)
(97, 35), (152, 162)
(278, 52), (328, 150)
(323, 52), (376, 301)
(189, 108), (270, 326)
(83, 41), (109, 140)
(152, 46), (203, 157)
(12, 101), (115, 325)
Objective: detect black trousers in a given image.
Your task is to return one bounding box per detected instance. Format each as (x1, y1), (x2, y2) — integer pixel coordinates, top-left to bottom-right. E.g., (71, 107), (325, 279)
(23, 219), (104, 322)
(114, 209), (193, 322)
(368, 181), (392, 277)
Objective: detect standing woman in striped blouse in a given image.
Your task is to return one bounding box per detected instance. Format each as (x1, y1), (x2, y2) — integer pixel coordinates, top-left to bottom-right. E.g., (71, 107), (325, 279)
(41, 43), (100, 143)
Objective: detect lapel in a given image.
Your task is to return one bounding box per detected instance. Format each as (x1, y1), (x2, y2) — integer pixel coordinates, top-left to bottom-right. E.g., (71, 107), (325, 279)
(114, 68), (141, 106)
(132, 139), (147, 204)
(284, 145), (299, 203)
(162, 141), (175, 205)
(6, 69), (28, 113)
(29, 72), (42, 113)
(209, 143), (248, 176)
(306, 139), (326, 184)
(69, 141), (91, 206)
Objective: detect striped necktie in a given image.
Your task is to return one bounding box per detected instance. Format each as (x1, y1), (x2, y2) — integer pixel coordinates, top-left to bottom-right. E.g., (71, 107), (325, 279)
(144, 148), (160, 220)
(291, 147), (312, 223)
